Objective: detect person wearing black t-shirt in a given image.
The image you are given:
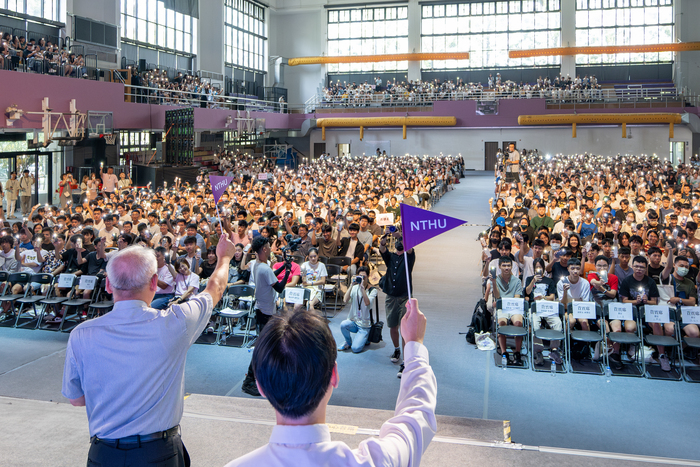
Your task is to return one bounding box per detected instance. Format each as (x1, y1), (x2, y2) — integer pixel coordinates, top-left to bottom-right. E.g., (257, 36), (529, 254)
(547, 248), (572, 282)
(619, 256), (667, 369)
(525, 258), (562, 366)
(646, 246), (664, 282)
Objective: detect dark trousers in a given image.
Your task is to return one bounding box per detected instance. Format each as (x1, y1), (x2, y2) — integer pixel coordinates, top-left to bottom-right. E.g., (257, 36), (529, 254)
(245, 310), (272, 381)
(87, 435), (189, 467)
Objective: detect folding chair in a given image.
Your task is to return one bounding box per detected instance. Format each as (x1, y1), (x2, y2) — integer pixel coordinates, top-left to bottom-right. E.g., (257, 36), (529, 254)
(14, 273), (54, 329)
(529, 301), (566, 373)
(566, 301), (604, 375)
(495, 298), (529, 369)
(323, 264), (343, 315)
(0, 272), (32, 327)
(38, 274), (74, 331)
(291, 254), (305, 266)
(59, 275), (100, 332)
(679, 306), (700, 383)
(279, 287), (311, 312)
(328, 257), (351, 285)
(216, 285), (256, 348)
(86, 279), (114, 319)
(603, 303), (645, 377)
(643, 305), (683, 381)
(318, 256), (329, 265)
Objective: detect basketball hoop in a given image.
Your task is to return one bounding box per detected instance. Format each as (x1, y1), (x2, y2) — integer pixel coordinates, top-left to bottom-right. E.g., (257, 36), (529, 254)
(103, 133), (117, 145)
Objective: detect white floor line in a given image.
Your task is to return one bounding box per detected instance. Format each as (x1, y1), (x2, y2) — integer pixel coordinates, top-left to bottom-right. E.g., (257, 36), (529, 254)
(0, 348), (66, 376)
(181, 410), (700, 466)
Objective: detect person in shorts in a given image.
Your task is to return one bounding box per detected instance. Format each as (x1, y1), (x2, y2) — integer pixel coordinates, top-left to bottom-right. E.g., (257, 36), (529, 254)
(489, 256), (524, 365)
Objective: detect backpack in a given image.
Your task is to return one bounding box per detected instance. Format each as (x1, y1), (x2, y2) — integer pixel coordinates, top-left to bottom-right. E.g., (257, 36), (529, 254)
(466, 299), (492, 344)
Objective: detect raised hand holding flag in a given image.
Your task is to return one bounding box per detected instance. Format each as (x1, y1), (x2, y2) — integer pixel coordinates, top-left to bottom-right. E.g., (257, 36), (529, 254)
(209, 175), (234, 225)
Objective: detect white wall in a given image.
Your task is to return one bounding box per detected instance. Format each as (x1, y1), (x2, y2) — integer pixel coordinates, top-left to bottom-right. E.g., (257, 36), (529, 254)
(198, 0), (224, 76)
(311, 125), (692, 169)
(270, 8), (325, 104)
(67, 0), (119, 26)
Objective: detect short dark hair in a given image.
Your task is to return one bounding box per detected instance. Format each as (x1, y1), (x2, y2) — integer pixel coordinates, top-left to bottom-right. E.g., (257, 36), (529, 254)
(183, 236), (197, 246)
(498, 256), (512, 266)
(251, 235), (270, 253)
(618, 246), (631, 256)
(674, 255), (689, 265)
(567, 258), (581, 267)
(348, 222), (360, 232)
(594, 255), (610, 266)
(632, 255), (648, 266)
(252, 311), (336, 419)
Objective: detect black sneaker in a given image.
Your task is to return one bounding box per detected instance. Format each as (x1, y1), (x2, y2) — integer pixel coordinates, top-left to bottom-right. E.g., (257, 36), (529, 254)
(397, 364), (405, 379)
(609, 352), (624, 370)
(513, 352), (523, 366)
(390, 348), (401, 363)
(241, 379), (261, 397)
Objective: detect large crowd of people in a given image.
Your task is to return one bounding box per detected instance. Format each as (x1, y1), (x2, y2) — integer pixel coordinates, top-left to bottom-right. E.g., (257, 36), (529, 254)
(321, 73), (606, 107)
(483, 146), (700, 372)
(0, 151), (462, 340)
(0, 32), (86, 77)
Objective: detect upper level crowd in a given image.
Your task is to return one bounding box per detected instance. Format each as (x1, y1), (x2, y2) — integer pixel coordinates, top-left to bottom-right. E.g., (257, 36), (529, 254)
(321, 73), (607, 106)
(483, 147), (700, 371)
(0, 32), (87, 77)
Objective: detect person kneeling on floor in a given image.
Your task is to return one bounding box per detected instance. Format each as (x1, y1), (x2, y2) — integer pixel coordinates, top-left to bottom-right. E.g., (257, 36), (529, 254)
(338, 266), (377, 353)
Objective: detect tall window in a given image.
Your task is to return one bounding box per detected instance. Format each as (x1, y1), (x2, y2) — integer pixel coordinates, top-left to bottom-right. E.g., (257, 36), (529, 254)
(421, 0), (561, 70)
(225, 0), (267, 73)
(120, 0), (197, 54)
(327, 6), (409, 73)
(2, 0), (65, 23)
(575, 0), (674, 65)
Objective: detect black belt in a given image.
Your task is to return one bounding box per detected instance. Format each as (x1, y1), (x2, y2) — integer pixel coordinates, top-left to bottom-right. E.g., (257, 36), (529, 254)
(92, 425), (180, 446)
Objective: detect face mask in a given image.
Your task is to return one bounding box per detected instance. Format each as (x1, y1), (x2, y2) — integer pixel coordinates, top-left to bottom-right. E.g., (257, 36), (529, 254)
(677, 267), (689, 277)
(551, 243), (561, 250)
(515, 202), (522, 207)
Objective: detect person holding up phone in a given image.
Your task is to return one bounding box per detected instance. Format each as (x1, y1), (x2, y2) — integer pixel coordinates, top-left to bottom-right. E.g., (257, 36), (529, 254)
(338, 266), (377, 353)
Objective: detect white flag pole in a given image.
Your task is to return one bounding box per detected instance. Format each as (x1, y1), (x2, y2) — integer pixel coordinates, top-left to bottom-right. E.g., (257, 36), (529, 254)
(403, 250), (412, 300)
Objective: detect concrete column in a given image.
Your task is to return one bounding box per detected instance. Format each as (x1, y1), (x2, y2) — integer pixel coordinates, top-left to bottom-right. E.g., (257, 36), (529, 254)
(407, 0), (421, 82)
(198, 0), (224, 76)
(560, 0), (576, 78)
(675, 0), (700, 96)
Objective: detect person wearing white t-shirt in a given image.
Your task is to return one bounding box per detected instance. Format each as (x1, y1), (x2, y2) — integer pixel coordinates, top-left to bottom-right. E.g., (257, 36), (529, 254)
(298, 248), (327, 313)
(99, 167), (118, 195)
(172, 259), (200, 304)
(557, 257), (593, 331)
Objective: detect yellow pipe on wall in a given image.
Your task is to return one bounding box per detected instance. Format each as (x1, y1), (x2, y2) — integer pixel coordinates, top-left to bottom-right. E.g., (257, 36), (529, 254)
(288, 52), (469, 66)
(509, 42), (700, 58)
(518, 113), (683, 139)
(316, 116), (457, 140)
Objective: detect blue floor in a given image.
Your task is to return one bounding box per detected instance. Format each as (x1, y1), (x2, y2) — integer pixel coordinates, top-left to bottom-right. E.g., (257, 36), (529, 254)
(1, 172), (699, 462)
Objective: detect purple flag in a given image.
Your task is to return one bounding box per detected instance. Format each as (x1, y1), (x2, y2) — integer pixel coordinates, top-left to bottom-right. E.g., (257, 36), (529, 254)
(400, 203), (466, 251)
(210, 175), (234, 204)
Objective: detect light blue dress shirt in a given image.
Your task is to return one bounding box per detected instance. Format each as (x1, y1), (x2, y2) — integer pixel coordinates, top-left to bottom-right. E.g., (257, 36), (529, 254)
(62, 293), (213, 438)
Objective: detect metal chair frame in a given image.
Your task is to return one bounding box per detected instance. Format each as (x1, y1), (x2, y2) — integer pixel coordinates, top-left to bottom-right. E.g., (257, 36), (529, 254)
(14, 273), (54, 329)
(529, 301), (567, 373)
(0, 272), (32, 327)
(642, 305), (684, 381)
(565, 302), (605, 375)
(216, 285), (257, 348)
(495, 298), (530, 370)
(602, 303), (645, 378)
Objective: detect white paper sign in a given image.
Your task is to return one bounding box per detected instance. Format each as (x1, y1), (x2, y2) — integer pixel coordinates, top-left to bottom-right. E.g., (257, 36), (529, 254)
(284, 288), (305, 305)
(535, 300), (559, 317)
(501, 298), (524, 314)
(376, 213), (395, 226)
(58, 274), (75, 289)
(608, 303), (633, 321)
(79, 275), (98, 291)
(257, 173), (268, 181)
(681, 306), (700, 325)
(645, 305), (670, 324)
(572, 301), (596, 319)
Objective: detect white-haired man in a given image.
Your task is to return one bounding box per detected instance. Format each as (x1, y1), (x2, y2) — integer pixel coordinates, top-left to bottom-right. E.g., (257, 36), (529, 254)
(61, 233), (236, 466)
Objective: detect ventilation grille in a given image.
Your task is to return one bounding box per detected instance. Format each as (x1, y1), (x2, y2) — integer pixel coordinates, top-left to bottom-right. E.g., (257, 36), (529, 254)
(74, 16), (117, 48)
